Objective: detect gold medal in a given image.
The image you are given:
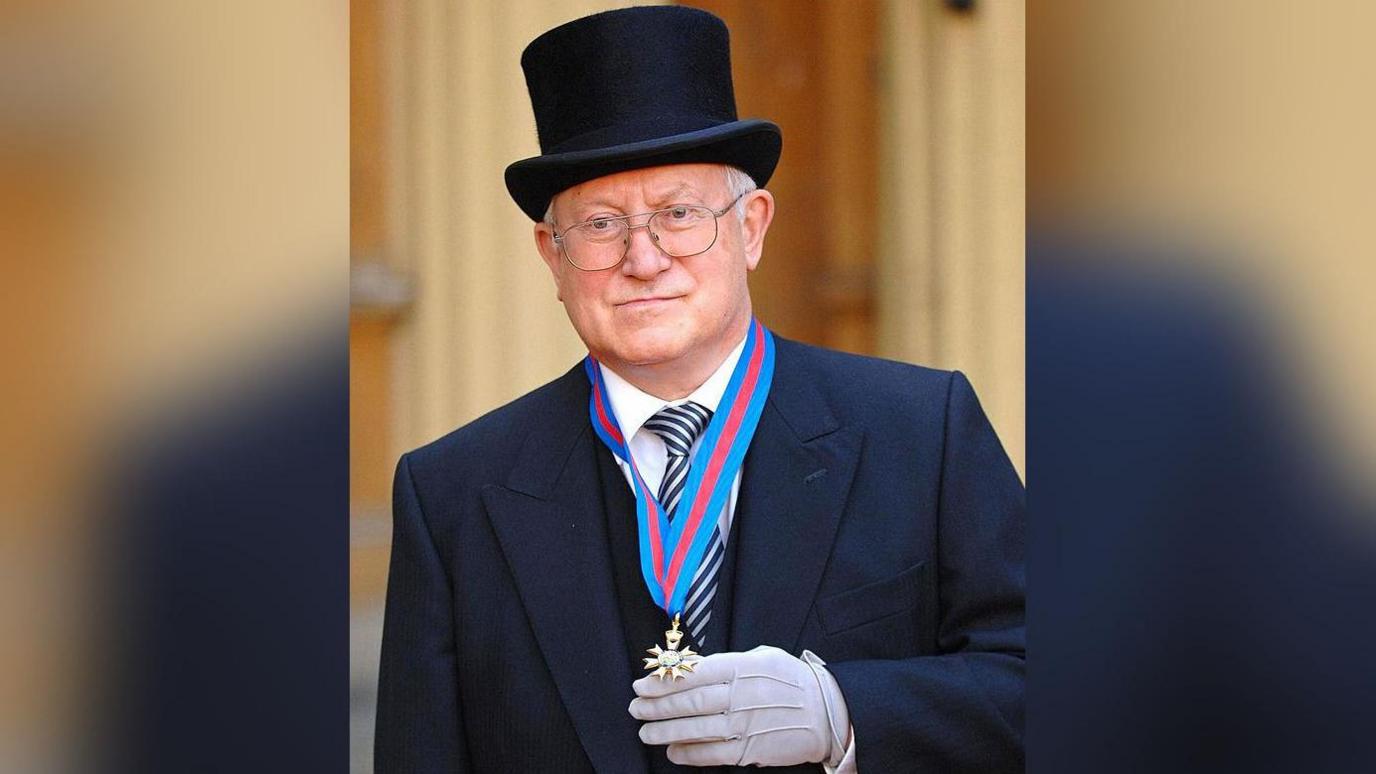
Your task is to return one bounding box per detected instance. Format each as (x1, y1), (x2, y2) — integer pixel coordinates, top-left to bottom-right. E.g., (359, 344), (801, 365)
(643, 614), (699, 680)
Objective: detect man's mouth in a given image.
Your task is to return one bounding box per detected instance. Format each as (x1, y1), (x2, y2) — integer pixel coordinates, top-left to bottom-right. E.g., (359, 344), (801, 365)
(616, 295), (681, 309)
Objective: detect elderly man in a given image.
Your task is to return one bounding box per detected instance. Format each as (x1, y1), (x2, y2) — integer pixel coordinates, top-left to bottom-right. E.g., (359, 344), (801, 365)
(375, 7), (1024, 773)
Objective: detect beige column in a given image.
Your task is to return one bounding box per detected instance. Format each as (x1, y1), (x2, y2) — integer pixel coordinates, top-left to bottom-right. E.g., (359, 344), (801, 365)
(876, 0), (1025, 478)
(383, 0), (658, 456)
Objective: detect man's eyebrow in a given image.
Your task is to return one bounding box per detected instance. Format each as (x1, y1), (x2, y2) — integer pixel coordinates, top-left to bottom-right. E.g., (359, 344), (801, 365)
(564, 195), (626, 219)
(565, 182), (706, 219)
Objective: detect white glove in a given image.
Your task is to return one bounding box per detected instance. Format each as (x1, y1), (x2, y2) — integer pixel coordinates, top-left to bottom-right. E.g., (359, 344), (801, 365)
(629, 645), (851, 768)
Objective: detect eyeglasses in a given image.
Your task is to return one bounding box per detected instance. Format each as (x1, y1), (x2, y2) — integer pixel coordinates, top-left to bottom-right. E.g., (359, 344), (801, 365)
(552, 192), (748, 271)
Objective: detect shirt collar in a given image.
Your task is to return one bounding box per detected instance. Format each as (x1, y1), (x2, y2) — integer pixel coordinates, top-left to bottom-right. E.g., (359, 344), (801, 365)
(599, 332), (749, 441)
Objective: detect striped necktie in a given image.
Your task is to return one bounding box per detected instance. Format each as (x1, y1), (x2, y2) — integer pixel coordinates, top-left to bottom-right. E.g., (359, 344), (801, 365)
(644, 402), (725, 649)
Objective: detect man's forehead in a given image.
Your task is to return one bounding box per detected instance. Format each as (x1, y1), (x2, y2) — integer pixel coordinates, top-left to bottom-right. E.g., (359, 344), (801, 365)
(558, 164), (725, 208)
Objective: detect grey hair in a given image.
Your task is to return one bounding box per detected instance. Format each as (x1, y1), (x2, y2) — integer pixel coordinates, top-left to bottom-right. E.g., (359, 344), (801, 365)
(722, 164), (757, 217)
(543, 164), (757, 226)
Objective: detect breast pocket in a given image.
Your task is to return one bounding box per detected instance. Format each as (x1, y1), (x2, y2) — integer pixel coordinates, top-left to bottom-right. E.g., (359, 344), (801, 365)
(815, 561), (928, 658)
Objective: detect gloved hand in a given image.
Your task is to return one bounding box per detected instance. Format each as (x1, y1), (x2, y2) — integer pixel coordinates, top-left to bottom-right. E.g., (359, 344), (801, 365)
(629, 645), (851, 767)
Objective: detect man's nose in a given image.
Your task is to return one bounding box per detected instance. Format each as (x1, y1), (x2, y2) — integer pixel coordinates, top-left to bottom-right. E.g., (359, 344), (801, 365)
(620, 222), (671, 279)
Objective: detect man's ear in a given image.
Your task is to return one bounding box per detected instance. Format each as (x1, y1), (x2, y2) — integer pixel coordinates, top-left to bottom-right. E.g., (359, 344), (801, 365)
(739, 189), (775, 272)
(533, 220), (564, 300)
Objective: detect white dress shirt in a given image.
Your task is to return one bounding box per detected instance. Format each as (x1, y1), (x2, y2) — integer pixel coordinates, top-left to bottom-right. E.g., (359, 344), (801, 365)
(598, 334), (746, 539)
(599, 334), (859, 773)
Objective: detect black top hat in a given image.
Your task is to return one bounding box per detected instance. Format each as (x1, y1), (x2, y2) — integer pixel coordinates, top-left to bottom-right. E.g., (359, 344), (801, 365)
(504, 6), (782, 221)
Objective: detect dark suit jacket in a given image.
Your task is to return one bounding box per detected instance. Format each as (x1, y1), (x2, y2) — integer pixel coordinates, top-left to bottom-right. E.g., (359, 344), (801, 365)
(375, 338), (1025, 773)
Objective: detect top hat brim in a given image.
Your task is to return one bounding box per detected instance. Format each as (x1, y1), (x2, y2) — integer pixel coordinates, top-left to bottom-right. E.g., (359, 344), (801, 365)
(504, 119), (781, 221)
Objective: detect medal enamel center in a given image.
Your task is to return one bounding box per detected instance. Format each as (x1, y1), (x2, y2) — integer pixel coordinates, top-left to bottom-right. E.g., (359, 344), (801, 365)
(644, 615), (699, 680)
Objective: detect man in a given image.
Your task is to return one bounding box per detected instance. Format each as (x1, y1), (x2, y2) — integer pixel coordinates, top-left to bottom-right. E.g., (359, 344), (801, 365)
(375, 7), (1023, 773)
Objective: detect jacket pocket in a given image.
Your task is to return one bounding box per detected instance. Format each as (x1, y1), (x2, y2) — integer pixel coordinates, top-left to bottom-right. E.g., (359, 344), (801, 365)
(816, 560), (927, 636)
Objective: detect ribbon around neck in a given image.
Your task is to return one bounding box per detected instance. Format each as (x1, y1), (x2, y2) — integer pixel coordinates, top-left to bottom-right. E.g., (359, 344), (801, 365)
(585, 318), (775, 616)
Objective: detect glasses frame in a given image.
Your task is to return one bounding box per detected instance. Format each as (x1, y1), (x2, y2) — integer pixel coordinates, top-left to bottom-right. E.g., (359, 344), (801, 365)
(551, 192), (749, 272)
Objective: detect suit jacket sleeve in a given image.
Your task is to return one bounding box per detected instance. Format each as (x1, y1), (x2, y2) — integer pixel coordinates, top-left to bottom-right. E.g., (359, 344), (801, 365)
(827, 371), (1025, 772)
(375, 454), (470, 772)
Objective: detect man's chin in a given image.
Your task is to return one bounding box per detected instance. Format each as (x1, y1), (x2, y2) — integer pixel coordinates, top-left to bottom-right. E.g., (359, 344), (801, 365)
(617, 344), (688, 368)
(608, 328), (690, 368)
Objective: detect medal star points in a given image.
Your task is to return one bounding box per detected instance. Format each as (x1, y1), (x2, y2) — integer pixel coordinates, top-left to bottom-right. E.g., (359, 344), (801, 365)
(643, 616), (699, 680)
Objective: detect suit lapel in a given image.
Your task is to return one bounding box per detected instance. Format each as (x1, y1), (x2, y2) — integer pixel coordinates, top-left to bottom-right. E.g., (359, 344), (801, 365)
(482, 368), (647, 773)
(731, 342), (862, 653)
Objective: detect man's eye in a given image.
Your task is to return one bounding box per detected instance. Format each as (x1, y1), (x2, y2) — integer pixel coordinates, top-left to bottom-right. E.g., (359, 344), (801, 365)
(668, 207), (690, 219)
(589, 218), (614, 230)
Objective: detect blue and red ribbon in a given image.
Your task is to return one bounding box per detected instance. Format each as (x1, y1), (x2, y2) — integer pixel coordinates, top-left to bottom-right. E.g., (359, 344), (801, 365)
(585, 318), (775, 616)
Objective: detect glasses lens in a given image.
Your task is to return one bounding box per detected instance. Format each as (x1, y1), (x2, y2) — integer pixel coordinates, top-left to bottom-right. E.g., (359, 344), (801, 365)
(649, 206), (718, 257)
(564, 219), (628, 270)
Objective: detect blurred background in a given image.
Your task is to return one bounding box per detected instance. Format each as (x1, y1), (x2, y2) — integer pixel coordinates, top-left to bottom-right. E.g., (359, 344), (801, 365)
(2, 1), (349, 771)
(349, 1), (1024, 769)
(1027, 2), (1376, 771)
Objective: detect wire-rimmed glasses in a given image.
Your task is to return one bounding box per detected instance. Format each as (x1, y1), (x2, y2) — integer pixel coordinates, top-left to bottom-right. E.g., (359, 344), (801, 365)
(552, 192), (747, 271)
